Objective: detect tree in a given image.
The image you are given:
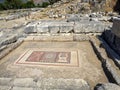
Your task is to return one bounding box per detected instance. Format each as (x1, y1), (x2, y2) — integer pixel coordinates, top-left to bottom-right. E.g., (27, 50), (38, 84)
(41, 2), (50, 7)
(0, 3), (4, 10)
(4, 0), (23, 9)
(25, 0), (35, 8)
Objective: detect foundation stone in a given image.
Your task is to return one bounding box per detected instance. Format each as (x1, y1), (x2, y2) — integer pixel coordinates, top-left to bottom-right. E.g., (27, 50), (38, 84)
(112, 18), (120, 37)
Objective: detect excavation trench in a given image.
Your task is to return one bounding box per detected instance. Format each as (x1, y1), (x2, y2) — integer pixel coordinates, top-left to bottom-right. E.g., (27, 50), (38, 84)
(90, 37), (120, 85)
(0, 35), (108, 89)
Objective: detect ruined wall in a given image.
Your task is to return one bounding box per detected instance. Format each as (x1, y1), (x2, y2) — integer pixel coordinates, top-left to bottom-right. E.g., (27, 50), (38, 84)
(102, 18), (120, 56)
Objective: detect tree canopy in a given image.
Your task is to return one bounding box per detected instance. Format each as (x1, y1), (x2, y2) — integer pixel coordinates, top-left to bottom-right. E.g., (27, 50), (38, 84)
(0, 0), (35, 10)
(0, 0), (60, 10)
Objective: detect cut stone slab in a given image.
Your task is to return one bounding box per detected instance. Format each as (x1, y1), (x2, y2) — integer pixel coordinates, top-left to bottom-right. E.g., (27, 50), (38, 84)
(37, 25), (49, 33)
(0, 35), (17, 46)
(24, 24), (37, 34)
(37, 78), (90, 90)
(13, 78), (35, 87)
(59, 26), (73, 33)
(0, 78), (12, 86)
(112, 18), (120, 37)
(48, 26), (60, 34)
(0, 86), (11, 90)
(73, 34), (90, 41)
(74, 24), (86, 33)
(12, 87), (33, 90)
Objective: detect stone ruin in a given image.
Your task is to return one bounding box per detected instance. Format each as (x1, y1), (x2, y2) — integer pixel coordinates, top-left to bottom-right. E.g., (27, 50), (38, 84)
(0, 11), (120, 90)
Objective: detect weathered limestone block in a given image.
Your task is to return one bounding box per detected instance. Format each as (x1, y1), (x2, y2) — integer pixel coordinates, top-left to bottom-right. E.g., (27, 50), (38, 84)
(84, 24), (94, 33)
(74, 24), (86, 33)
(12, 87), (33, 90)
(0, 35), (17, 46)
(0, 78), (13, 86)
(0, 45), (7, 52)
(96, 24), (105, 32)
(48, 25), (60, 34)
(75, 21), (105, 33)
(59, 25), (73, 33)
(0, 38), (23, 60)
(13, 78), (35, 87)
(67, 14), (81, 22)
(24, 24), (37, 34)
(0, 86), (11, 90)
(37, 25), (49, 33)
(112, 18), (120, 37)
(37, 78), (90, 90)
(105, 60), (120, 85)
(73, 34), (90, 41)
(95, 83), (120, 90)
(59, 22), (74, 33)
(0, 31), (3, 37)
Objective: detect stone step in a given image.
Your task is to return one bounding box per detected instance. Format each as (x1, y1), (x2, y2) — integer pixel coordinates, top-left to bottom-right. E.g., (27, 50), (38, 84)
(0, 78), (90, 90)
(0, 77), (13, 86)
(0, 86), (11, 90)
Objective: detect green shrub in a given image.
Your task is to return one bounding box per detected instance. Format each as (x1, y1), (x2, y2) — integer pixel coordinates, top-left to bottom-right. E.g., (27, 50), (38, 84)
(41, 2), (50, 8)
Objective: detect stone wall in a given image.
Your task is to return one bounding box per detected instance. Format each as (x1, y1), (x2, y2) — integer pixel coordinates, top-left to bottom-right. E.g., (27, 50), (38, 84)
(24, 19), (107, 34)
(112, 18), (120, 37)
(102, 17), (120, 56)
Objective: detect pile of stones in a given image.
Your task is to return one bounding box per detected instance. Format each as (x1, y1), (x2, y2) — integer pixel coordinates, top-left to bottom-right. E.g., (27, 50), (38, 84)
(0, 8), (43, 21)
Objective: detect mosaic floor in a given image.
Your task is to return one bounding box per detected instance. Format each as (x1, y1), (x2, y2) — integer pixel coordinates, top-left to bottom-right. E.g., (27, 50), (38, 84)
(15, 48), (79, 67)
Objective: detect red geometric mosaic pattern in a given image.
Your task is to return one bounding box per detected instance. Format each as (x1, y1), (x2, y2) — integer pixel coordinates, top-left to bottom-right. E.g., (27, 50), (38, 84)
(26, 51), (71, 63)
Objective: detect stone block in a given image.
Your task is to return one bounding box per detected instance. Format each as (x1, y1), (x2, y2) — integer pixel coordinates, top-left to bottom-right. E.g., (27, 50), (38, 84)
(0, 46), (7, 52)
(112, 18), (120, 37)
(105, 60), (120, 85)
(59, 25), (73, 33)
(0, 86), (11, 90)
(1, 35), (17, 46)
(48, 26), (60, 34)
(13, 78), (35, 87)
(74, 24), (85, 33)
(37, 25), (49, 33)
(37, 78), (90, 90)
(0, 78), (12, 86)
(24, 25), (37, 34)
(67, 14), (81, 22)
(12, 87), (33, 90)
(73, 34), (89, 41)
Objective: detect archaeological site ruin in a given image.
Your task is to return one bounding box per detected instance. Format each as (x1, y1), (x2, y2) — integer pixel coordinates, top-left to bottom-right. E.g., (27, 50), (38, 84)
(0, 0), (120, 90)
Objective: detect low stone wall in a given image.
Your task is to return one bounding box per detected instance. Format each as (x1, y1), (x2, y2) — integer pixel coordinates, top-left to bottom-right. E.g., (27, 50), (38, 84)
(24, 34), (90, 42)
(102, 17), (120, 56)
(90, 37), (120, 86)
(112, 18), (120, 37)
(0, 8), (43, 21)
(24, 20), (107, 34)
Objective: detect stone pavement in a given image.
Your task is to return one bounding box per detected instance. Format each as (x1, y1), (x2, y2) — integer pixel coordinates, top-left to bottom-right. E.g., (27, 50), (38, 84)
(0, 77), (90, 90)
